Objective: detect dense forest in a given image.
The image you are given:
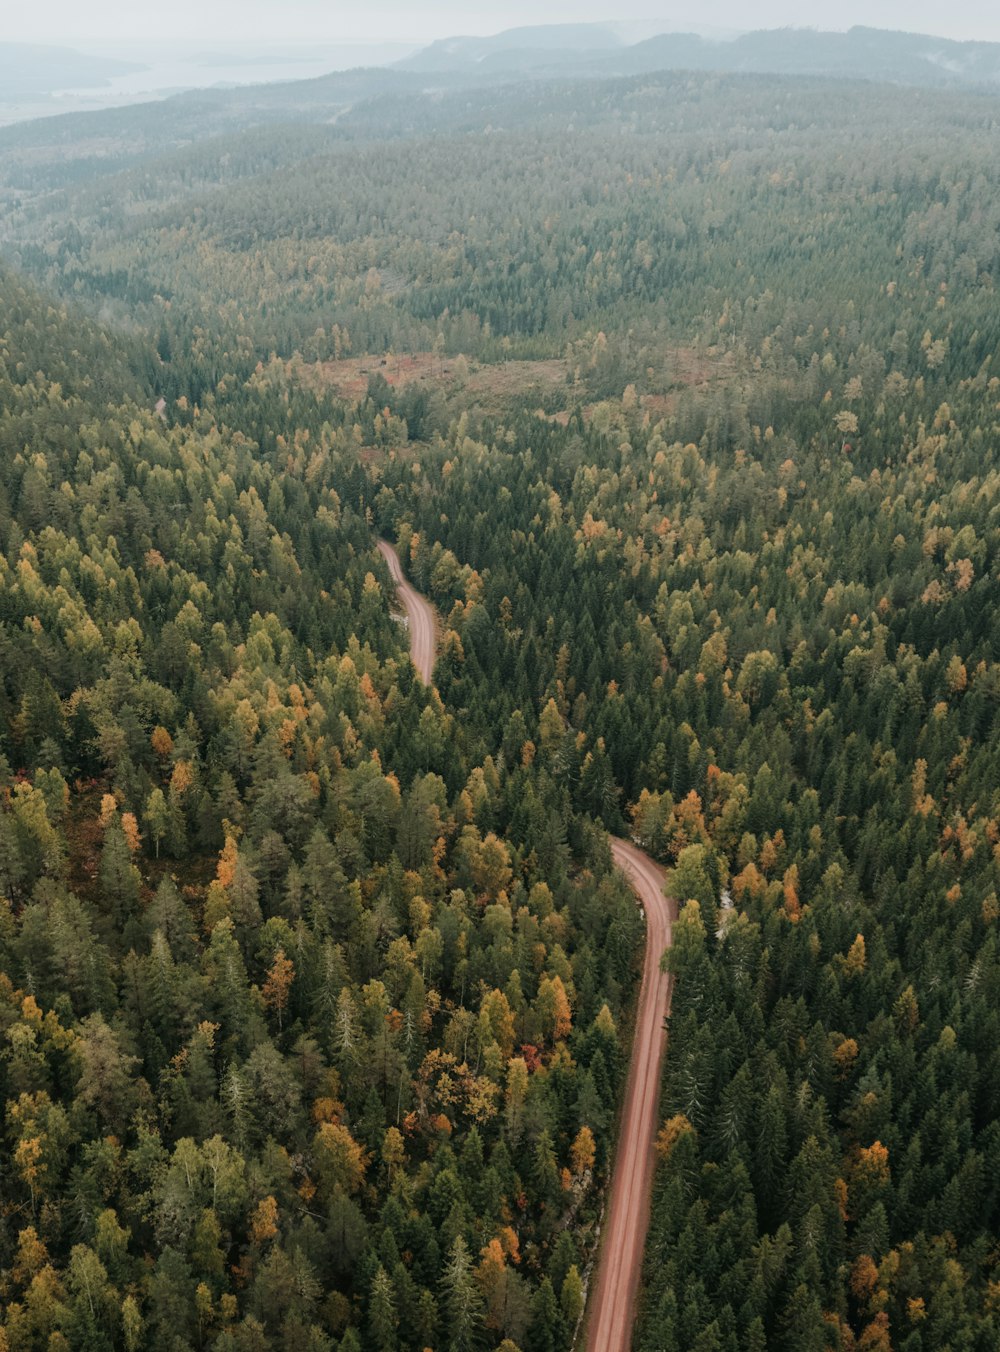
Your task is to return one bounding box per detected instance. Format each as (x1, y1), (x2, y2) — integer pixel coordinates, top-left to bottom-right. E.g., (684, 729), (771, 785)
(2, 57), (1000, 1352)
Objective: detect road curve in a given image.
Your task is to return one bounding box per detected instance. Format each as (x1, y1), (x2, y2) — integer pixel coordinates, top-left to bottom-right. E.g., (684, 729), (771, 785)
(585, 839), (674, 1352)
(377, 538), (437, 684)
(378, 544), (674, 1348)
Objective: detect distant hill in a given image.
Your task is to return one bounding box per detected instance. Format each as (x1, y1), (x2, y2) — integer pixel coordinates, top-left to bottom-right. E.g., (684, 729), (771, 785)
(0, 65), (426, 186)
(0, 43), (144, 100)
(5, 20), (1000, 172)
(398, 23), (622, 72)
(398, 23), (1000, 88)
(624, 26), (1000, 86)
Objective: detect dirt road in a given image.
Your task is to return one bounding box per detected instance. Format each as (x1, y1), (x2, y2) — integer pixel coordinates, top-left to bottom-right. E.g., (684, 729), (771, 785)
(377, 538), (437, 684)
(585, 839), (674, 1352)
(378, 544), (674, 1348)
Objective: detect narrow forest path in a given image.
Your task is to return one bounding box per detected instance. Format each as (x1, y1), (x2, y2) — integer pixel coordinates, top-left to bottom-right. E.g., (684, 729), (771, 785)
(377, 536), (674, 1351)
(584, 840), (674, 1352)
(377, 538), (437, 684)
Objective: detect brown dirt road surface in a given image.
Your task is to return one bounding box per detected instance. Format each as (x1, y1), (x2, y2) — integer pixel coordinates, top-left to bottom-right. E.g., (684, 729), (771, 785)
(377, 538), (437, 684)
(585, 839), (675, 1352)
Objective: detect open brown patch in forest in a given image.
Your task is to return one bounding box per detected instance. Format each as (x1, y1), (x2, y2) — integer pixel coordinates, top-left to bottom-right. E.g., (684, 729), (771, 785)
(302, 352), (571, 405)
(302, 343), (735, 426)
(535, 344), (735, 427)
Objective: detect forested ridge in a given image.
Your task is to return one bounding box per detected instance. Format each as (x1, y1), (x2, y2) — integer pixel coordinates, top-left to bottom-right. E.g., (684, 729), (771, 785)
(2, 62), (1000, 1352)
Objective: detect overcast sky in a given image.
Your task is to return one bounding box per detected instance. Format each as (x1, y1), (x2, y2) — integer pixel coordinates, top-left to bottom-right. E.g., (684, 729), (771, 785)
(9, 1), (1000, 49)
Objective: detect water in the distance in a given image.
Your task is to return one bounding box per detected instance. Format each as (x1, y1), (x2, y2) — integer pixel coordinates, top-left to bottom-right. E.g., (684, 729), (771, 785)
(1, 42), (416, 125)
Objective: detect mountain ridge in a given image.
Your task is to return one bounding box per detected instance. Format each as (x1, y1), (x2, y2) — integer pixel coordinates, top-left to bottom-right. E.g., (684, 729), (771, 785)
(397, 21), (1000, 87)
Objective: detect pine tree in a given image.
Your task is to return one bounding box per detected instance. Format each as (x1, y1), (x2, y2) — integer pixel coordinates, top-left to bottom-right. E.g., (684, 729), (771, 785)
(440, 1236), (485, 1352)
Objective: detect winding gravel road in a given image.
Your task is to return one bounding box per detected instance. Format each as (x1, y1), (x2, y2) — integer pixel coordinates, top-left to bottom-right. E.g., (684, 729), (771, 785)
(377, 538), (437, 684)
(378, 536), (675, 1350)
(585, 839), (674, 1352)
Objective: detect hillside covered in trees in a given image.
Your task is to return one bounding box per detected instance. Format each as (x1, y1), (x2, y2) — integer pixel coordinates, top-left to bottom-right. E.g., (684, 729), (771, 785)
(2, 55), (1000, 1352)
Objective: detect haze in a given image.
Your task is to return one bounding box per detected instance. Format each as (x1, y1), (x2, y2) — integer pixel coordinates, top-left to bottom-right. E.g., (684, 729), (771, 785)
(7, 0), (1000, 47)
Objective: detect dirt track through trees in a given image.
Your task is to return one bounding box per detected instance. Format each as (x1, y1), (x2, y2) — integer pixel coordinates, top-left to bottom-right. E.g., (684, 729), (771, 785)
(377, 538), (437, 684)
(585, 839), (674, 1352)
(380, 538), (675, 1351)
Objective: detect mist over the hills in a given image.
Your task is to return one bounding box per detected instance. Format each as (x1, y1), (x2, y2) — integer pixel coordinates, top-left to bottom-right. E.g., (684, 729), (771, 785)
(7, 19), (1000, 129)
